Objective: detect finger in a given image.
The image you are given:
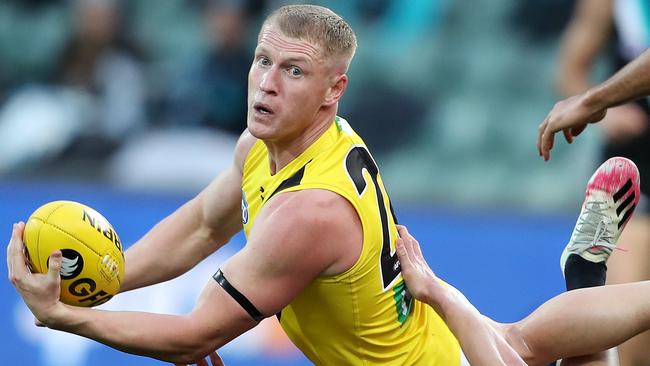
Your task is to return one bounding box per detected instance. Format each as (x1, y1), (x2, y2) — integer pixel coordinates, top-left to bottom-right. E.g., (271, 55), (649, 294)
(395, 224), (405, 238)
(541, 129), (553, 161)
(34, 317), (46, 327)
(538, 122), (549, 160)
(396, 225), (415, 257)
(537, 119), (548, 157)
(412, 237), (424, 262)
(571, 124), (587, 137)
(591, 108), (607, 124)
(397, 224), (409, 238)
(411, 241), (427, 272)
(209, 352), (224, 366)
(8, 223), (29, 280)
(47, 251), (62, 283)
(395, 237), (413, 273)
(563, 128), (573, 144)
(395, 235), (406, 259)
(396, 225), (407, 243)
(400, 226), (417, 261)
(196, 359), (208, 366)
(399, 225), (424, 263)
(7, 223), (15, 279)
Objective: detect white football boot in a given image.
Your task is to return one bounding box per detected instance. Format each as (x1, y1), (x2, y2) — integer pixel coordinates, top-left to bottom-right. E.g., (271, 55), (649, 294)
(560, 157), (640, 276)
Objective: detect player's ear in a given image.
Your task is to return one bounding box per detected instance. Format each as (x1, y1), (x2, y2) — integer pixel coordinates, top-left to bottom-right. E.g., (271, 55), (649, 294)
(323, 73), (348, 107)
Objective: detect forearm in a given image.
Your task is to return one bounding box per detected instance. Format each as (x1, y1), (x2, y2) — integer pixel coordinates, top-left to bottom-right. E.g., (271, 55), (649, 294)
(42, 274), (258, 364)
(587, 48), (650, 109)
(47, 305), (211, 363)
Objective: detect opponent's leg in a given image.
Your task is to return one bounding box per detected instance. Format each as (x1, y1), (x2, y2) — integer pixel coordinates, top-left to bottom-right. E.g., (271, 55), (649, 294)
(504, 280), (650, 366)
(558, 157), (639, 365)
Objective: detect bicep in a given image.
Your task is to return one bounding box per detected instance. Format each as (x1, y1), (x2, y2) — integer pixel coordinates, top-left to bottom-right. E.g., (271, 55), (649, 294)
(218, 234), (325, 317)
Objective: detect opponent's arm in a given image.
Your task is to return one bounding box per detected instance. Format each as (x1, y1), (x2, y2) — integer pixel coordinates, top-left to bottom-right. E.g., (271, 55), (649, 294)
(586, 48), (650, 110)
(538, 48), (650, 160)
(395, 226), (525, 366)
(8, 189), (359, 363)
(120, 131), (256, 292)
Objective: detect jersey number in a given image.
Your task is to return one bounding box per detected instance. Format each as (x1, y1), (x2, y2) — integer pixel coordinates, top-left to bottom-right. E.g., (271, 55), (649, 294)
(345, 146), (400, 291)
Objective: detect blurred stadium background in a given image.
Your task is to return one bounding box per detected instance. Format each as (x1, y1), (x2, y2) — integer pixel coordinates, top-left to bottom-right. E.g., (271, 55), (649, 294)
(0, 0), (614, 365)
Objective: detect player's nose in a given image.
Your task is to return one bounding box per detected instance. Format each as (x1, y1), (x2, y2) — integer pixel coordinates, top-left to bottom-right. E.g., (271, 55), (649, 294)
(259, 67), (279, 95)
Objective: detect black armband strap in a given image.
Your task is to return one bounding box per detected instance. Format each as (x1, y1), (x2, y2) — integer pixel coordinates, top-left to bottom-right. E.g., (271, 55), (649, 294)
(213, 269), (265, 322)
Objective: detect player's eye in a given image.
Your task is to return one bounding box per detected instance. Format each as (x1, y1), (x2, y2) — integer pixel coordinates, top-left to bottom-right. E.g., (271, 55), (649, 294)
(289, 66), (302, 77)
(259, 57), (270, 66)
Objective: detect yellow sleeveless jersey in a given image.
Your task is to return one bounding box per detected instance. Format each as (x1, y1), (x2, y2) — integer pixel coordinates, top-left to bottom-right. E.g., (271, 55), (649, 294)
(241, 117), (460, 365)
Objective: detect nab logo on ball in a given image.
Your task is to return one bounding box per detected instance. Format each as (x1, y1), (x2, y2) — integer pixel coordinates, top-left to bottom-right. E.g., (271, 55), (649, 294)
(58, 249), (84, 279)
(82, 209), (123, 254)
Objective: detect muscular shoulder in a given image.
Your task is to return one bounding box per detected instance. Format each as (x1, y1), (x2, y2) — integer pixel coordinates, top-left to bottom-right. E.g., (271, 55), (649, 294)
(250, 189), (362, 276)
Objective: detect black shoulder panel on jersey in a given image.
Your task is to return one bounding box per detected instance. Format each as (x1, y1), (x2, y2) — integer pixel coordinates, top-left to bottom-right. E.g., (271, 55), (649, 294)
(267, 160), (310, 201)
(213, 269), (265, 322)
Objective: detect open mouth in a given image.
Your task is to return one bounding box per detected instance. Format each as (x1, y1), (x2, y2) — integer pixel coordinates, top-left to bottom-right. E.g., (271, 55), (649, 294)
(254, 103), (274, 115)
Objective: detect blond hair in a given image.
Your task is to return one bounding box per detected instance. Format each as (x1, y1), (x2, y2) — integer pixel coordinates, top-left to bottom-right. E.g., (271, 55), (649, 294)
(263, 5), (357, 68)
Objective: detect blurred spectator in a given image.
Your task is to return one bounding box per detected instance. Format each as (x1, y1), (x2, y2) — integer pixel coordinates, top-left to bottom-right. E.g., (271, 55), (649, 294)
(103, 0), (251, 193)
(56, 0), (147, 153)
(0, 0), (147, 176)
(160, 0), (251, 136)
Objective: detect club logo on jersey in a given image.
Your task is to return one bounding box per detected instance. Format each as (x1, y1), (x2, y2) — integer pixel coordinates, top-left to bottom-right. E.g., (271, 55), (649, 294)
(242, 190), (249, 224)
(56, 249), (84, 279)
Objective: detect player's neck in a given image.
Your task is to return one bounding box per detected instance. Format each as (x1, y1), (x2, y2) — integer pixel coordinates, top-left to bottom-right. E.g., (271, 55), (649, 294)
(265, 111), (335, 175)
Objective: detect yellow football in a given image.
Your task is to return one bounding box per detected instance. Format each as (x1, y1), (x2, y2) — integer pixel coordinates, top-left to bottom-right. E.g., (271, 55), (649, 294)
(23, 201), (124, 307)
